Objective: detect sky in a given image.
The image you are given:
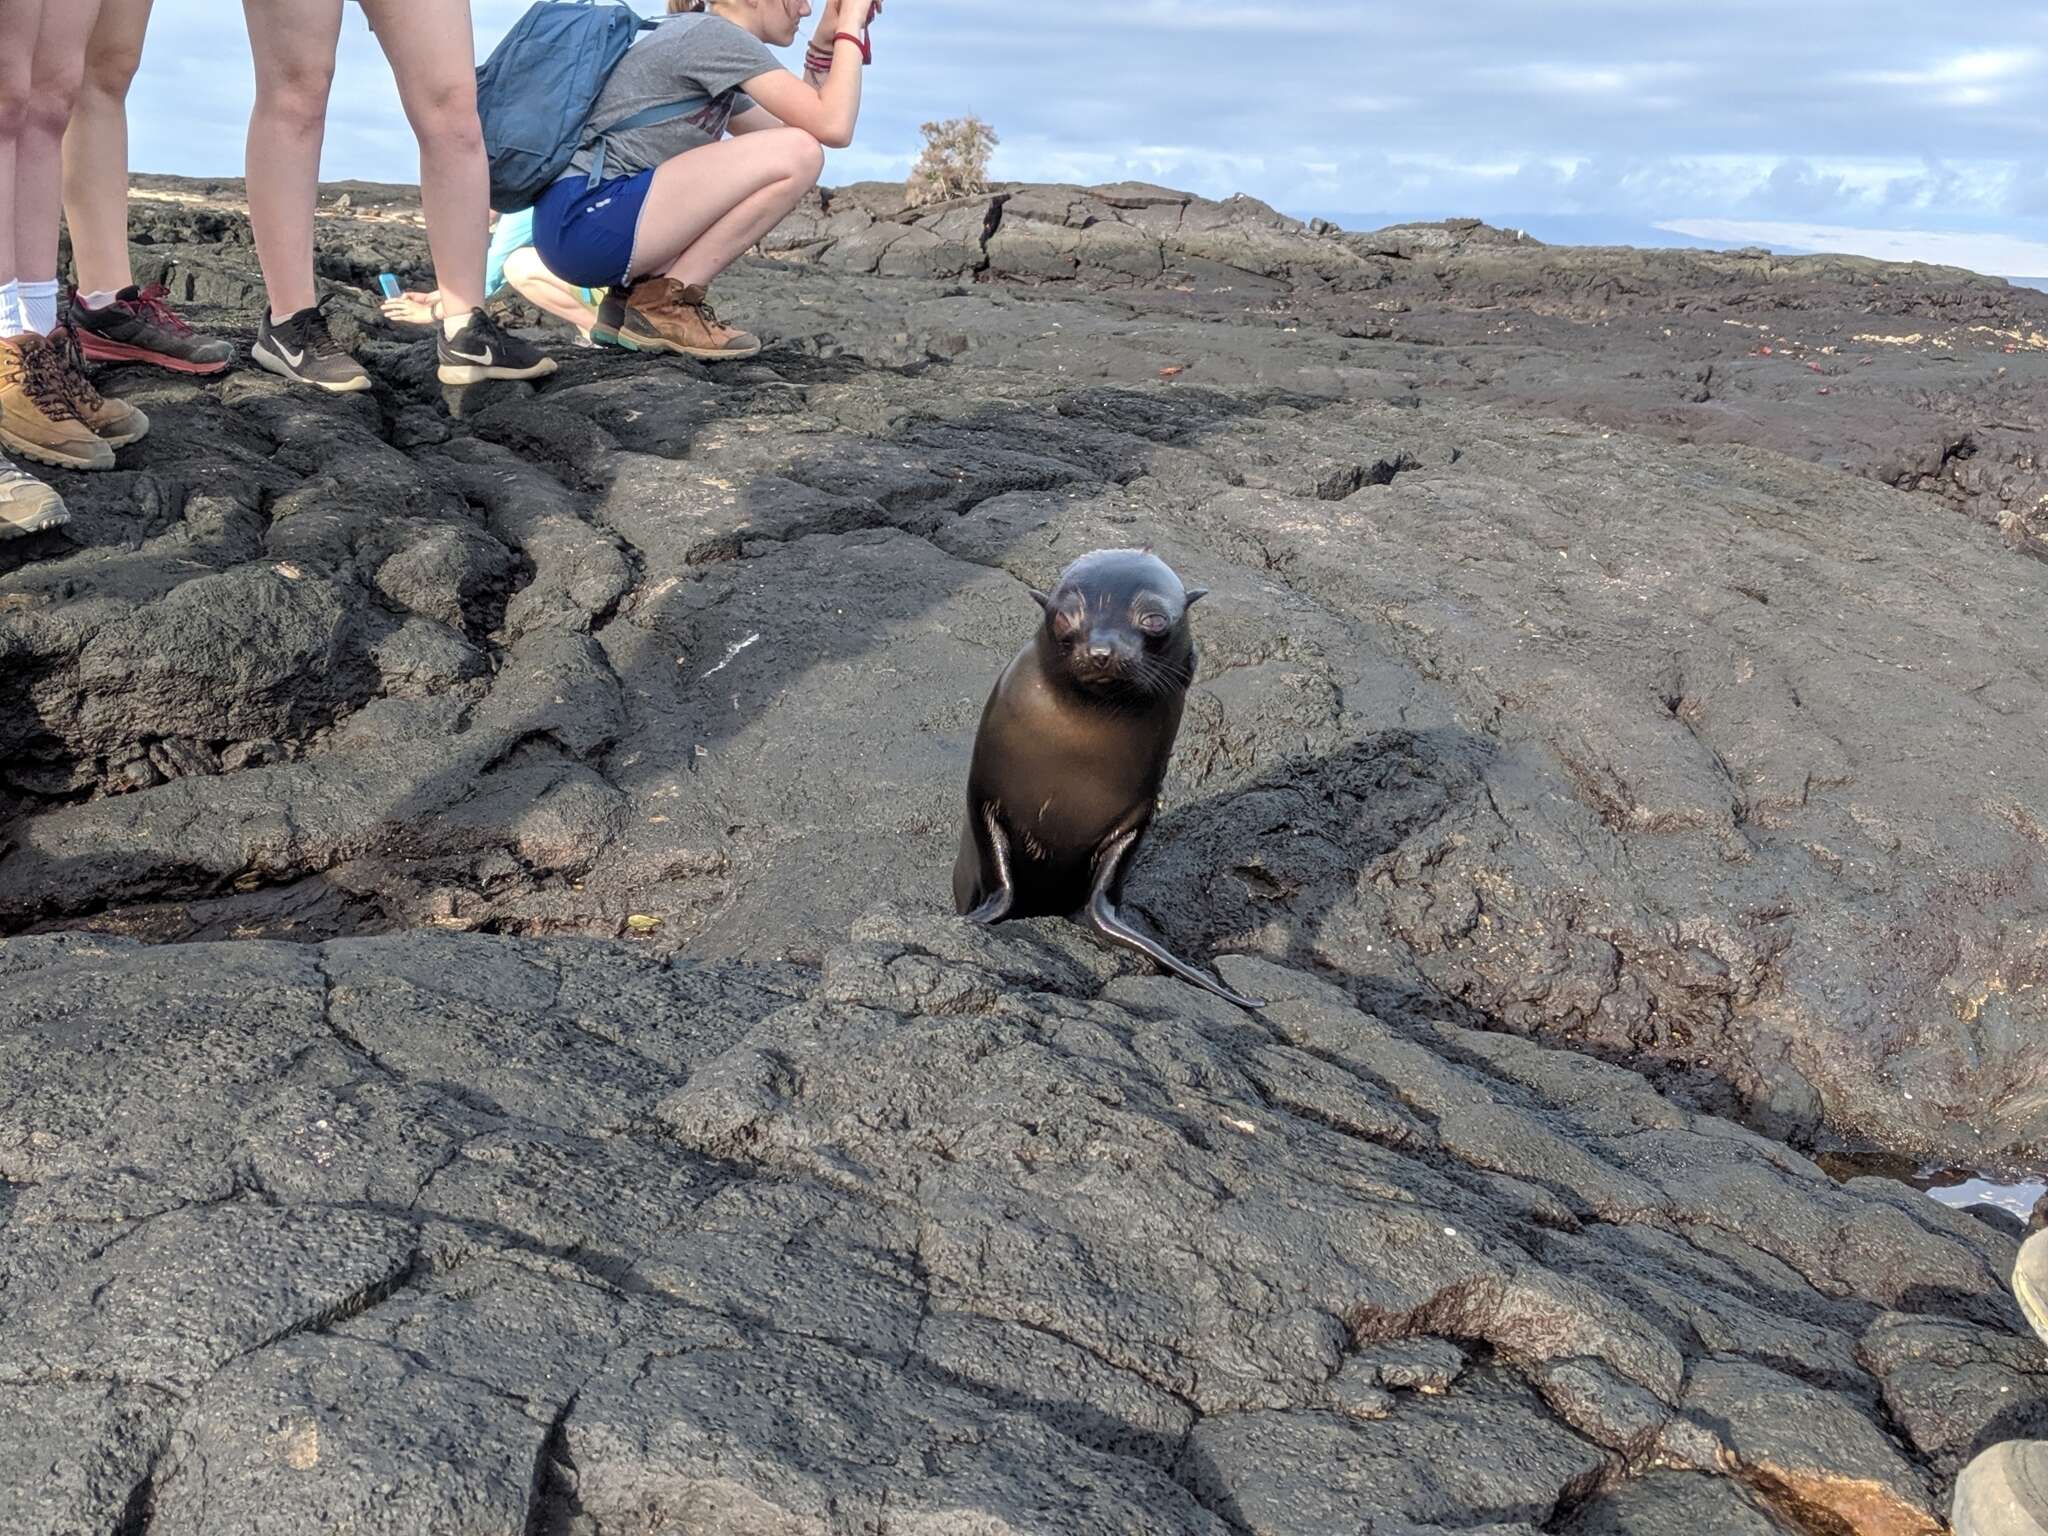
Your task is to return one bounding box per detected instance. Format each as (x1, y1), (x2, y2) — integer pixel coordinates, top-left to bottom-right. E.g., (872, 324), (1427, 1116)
(130, 0), (2048, 275)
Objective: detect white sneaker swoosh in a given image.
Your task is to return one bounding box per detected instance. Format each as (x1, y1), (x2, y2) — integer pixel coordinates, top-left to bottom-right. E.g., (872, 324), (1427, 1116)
(446, 346), (497, 366)
(273, 340), (306, 370)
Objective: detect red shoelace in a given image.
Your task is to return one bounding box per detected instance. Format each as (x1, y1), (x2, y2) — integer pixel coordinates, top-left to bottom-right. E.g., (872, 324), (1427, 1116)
(129, 284), (197, 337)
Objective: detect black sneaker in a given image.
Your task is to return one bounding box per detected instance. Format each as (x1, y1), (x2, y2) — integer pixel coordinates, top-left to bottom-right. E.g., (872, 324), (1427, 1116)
(252, 302), (372, 394)
(436, 308), (558, 385)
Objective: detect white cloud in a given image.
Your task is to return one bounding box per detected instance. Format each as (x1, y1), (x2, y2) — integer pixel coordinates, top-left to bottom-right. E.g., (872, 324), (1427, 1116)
(121, 2), (2048, 242)
(1499, 61), (1699, 96)
(1855, 48), (2039, 87)
(1849, 48), (2042, 107)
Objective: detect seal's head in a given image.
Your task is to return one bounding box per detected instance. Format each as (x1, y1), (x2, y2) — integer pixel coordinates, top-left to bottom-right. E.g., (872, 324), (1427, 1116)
(1031, 548), (1208, 700)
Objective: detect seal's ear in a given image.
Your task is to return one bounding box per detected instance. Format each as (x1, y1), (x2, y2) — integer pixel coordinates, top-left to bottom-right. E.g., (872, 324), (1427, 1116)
(1184, 587), (1210, 608)
(1029, 589), (1051, 611)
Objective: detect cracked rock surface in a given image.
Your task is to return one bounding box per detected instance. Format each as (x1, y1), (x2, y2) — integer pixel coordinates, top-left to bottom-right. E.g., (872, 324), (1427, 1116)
(6, 178), (2048, 1171)
(4, 178), (2048, 1531)
(2, 916), (2040, 1534)
(9, 179), (2047, 1164)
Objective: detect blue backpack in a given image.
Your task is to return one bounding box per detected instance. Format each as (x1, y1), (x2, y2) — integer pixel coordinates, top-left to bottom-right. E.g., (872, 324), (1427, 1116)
(476, 1), (706, 213)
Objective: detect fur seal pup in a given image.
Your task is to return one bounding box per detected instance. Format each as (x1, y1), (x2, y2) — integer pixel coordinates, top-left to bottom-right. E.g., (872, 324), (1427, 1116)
(952, 548), (1265, 1010)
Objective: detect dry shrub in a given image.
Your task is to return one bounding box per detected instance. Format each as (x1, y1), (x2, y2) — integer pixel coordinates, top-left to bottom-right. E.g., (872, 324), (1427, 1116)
(905, 117), (998, 208)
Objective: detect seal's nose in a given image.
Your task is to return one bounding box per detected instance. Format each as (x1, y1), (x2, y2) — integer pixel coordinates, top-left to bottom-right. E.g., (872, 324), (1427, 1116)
(1087, 641), (1114, 659)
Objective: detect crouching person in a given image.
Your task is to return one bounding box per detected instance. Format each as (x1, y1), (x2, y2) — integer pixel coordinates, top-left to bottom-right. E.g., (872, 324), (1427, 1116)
(533, 0), (876, 361)
(383, 207), (607, 346)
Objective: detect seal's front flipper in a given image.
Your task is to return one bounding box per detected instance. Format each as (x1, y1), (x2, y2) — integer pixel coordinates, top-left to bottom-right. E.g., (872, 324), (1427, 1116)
(964, 803), (1016, 926)
(1084, 830), (1265, 1010)
(966, 893), (1012, 925)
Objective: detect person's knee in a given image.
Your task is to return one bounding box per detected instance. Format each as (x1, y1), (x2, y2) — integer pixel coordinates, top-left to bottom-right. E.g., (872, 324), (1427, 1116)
(500, 247), (544, 286)
(773, 127), (825, 186)
(407, 79), (483, 158)
(255, 58), (337, 139)
(25, 67), (86, 139)
(82, 37), (145, 102)
(502, 248), (552, 302)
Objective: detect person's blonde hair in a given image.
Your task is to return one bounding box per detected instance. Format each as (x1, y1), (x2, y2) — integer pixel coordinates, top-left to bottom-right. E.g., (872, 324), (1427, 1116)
(666, 0), (706, 11)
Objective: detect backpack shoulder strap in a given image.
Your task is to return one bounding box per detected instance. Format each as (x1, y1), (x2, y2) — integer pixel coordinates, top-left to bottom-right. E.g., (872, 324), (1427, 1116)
(603, 97), (710, 137)
(585, 96), (712, 186)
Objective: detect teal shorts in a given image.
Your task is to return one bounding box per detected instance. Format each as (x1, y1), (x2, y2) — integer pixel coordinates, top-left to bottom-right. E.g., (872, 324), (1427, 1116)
(486, 208), (537, 300)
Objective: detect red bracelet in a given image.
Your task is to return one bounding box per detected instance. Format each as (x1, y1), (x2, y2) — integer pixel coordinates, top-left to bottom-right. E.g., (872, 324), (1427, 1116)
(832, 28), (871, 63)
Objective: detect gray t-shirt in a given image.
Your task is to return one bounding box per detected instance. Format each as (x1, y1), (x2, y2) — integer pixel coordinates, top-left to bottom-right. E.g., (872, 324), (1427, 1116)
(567, 14), (780, 181)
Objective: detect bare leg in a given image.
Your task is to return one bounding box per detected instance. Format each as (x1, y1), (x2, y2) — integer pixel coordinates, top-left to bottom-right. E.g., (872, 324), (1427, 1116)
(19, 0), (104, 291)
(502, 247), (598, 335)
(242, 0), (343, 319)
(1084, 827), (1265, 1009)
(962, 802), (1015, 925)
(60, 0), (150, 296)
(627, 128), (823, 287)
(360, 0), (486, 326)
(0, 0), (35, 290)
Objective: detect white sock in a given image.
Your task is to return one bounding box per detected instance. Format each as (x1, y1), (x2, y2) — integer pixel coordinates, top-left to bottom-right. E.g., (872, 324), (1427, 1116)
(19, 279), (59, 337)
(441, 310), (472, 340)
(78, 290), (121, 311)
(0, 281), (19, 340)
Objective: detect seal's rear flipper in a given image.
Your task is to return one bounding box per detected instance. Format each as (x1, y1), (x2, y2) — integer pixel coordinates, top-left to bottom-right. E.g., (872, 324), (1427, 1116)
(1083, 828), (1264, 1009)
(1084, 895), (1266, 1011)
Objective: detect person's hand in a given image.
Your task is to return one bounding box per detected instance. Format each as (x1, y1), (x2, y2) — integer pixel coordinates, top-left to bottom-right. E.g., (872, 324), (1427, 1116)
(380, 290), (442, 327)
(812, 0), (878, 44)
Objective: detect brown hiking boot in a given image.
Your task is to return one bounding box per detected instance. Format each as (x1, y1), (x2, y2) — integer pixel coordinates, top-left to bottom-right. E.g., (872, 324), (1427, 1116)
(594, 278), (761, 360)
(0, 336), (115, 471)
(0, 452), (68, 539)
(52, 322), (149, 449)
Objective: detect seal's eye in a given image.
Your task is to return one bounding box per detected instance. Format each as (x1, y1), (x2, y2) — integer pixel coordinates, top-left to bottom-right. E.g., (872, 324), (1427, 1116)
(1136, 612), (1172, 638)
(1051, 607), (1083, 640)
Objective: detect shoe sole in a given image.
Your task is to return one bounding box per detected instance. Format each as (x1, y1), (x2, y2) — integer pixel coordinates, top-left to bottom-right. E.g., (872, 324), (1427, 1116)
(1953, 1443), (2048, 1536)
(435, 358), (560, 386)
(0, 502), (71, 538)
(95, 417), (150, 451)
(251, 347), (372, 394)
(76, 333), (231, 376)
(2015, 1234), (2048, 1346)
(590, 325), (761, 362)
(0, 424), (114, 472)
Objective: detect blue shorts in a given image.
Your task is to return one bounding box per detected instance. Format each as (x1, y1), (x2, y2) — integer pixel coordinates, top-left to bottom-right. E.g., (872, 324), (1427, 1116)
(534, 170), (656, 291)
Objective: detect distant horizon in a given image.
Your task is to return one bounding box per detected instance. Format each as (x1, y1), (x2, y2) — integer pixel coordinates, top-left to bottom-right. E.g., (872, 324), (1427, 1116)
(126, 165), (2048, 289)
(1307, 209), (2048, 283)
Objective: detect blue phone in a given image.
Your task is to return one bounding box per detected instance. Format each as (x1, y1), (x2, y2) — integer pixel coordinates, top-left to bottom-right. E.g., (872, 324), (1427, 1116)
(377, 273), (402, 299)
